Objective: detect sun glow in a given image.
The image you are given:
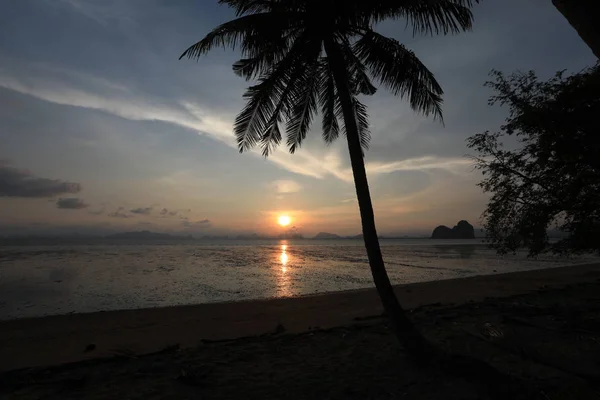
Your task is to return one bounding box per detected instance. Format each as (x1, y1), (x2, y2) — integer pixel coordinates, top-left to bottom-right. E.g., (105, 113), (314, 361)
(278, 215), (291, 227)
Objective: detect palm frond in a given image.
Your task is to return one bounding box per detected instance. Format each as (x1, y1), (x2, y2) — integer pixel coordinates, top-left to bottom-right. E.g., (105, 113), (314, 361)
(354, 30), (444, 121)
(337, 39), (378, 96)
(286, 59), (321, 153)
(180, 12), (299, 60)
(352, 66), (377, 97)
(331, 88), (371, 151)
(259, 114), (283, 157)
(236, 35), (321, 155)
(360, 0), (478, 36)
(317, 60), (340, 144)
(353, 97), (371, 150)
(232, 38), (290, 80)
(218, 0), (272, 16)
(233, 58), (266, 81)
(180, 14), (266, 59)
(218, 0), (306, 16)
(235, 82), (278, 153)
(234, 53), (302, 152)
(232, 25), (305, 81)
(259, 55), (314, 156)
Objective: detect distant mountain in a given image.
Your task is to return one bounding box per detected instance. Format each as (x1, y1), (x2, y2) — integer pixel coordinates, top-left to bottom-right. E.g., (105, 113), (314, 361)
(313, 232), (341, 239)
(431, 220), (475, 239)
(235, 233), (263, 240)
(200, 235), (230, 240)
(105, 231), (193, 240)
(278, 233), (305, 239)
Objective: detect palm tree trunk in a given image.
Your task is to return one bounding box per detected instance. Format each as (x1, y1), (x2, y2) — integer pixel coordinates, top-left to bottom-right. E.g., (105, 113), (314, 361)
(324, 40), (435, 365)
(553, 0), (600, 58)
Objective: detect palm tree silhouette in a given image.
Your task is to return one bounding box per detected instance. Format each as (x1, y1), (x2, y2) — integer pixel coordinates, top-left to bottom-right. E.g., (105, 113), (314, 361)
(180, 0), (476, 364)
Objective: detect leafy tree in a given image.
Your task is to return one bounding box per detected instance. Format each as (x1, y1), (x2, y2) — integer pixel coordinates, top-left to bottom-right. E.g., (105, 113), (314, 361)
(180, 0), (477, 364)
(468, 63), (600, 256)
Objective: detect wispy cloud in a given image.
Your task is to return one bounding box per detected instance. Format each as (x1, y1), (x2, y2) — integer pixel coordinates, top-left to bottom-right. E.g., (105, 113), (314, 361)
(0, 62), (236, 146)
(0, 63), (471, 184)
(270, 180), (302, 194)
(130, 206), (153, 215)
(159, 208), (180, 218)
(56, 197), (89, 209)
(268, 149), (352, 182)
(364, 156), (473, 175)
(107, 207), (130, 219)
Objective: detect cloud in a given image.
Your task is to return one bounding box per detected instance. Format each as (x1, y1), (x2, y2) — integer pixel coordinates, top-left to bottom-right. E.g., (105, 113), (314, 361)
(130, 206), (152, 215)
(270, 180), (302, 194)
(364, 156), (473, 175)
(56, 197), (89, 209)
(0, 63), (236, 147)
(107, 207), (130, 219)
(0, 63), (355, 182)
(0, 64), (476, 184)
(182, 219), (211, 229)
(268, 149), (351, 182)
(159, 208), (188, 218)
(0, 161), (81, 198)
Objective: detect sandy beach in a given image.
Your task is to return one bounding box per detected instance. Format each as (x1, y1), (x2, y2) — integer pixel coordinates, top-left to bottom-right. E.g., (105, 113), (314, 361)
(2, 263), (599, 373)
(2, 263), (600, 399)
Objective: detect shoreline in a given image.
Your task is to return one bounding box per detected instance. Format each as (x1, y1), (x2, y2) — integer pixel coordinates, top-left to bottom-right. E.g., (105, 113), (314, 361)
(1, 262), (599, 372)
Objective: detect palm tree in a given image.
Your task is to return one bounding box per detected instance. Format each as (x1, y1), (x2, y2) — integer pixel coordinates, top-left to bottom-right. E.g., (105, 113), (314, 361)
(552, 0), (599, 59)
(180, 0), (476, 364)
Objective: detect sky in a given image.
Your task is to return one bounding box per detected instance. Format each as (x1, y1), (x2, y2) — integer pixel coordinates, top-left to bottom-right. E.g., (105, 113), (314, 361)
(0, 0), (596, 238)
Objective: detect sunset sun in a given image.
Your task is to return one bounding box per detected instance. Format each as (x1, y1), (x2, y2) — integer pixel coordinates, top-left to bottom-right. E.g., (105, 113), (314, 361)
(278, 215), (291, 227)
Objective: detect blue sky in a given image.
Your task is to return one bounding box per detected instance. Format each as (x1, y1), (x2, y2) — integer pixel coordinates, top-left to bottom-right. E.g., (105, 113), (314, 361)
(0, 0), (596, 237)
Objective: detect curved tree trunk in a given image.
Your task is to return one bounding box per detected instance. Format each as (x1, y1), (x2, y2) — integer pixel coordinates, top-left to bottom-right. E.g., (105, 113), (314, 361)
(553, 0), (600, 58)
(324, 40), (435, 365)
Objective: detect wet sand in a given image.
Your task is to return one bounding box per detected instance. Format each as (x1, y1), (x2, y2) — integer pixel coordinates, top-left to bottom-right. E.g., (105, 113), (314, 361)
(1, 263), (599, 372)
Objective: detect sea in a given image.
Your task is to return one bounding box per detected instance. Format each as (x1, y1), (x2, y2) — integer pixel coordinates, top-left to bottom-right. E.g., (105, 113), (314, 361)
(0, 238), (597, 320)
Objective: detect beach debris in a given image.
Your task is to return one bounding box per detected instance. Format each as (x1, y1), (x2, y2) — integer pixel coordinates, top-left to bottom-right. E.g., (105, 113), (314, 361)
(481, 322), (504, 339)
(83, 343), (96, 353)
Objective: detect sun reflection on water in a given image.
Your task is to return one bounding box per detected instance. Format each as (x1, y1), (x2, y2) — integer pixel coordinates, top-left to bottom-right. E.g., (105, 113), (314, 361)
(280, 244), (289, 269)
(277, 241), (291, 296)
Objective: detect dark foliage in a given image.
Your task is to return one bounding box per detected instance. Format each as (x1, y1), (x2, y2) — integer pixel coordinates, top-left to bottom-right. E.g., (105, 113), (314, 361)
(468, 63), (600, 255)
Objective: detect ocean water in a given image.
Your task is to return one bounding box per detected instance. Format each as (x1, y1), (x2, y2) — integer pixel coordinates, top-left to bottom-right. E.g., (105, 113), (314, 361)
(0, 239), (596, 320)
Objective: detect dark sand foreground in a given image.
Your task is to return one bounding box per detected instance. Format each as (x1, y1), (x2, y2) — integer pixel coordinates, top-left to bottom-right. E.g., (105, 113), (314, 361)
(1, 264), (600, 399)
